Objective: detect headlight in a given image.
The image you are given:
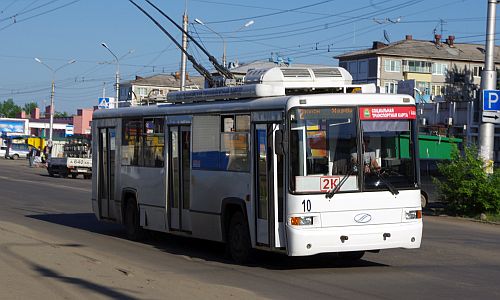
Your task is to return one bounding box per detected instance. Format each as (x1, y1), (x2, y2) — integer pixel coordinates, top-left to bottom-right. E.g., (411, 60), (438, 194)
(290, 216), (314, 226)
(405, 210), (422, 220)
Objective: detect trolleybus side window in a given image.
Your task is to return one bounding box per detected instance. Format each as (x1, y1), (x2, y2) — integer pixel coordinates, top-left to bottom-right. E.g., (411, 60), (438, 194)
(220, 114), (250, 172)
(122, 119), (142, 166)
(143, 118), (165, 168)
(122, 118), (165, 168)
(290, 107), (359, 194)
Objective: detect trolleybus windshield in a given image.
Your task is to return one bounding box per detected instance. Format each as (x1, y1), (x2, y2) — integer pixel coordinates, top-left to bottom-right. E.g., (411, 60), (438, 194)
(289, 106), (418, 194)
(290, 107), (359, 194)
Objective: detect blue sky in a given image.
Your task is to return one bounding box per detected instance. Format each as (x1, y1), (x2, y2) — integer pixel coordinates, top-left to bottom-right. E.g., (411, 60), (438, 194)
(0, 0), (495, 113)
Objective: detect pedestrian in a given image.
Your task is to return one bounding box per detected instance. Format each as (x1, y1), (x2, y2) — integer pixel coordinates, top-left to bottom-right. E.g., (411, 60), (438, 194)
(28, 146), (36, 167)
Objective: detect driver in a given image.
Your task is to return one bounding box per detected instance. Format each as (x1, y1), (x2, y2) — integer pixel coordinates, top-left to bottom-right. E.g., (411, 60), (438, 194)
(351, 136), (380, 174)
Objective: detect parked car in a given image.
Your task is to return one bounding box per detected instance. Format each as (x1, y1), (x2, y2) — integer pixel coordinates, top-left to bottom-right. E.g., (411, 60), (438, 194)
(4, 143), (33, 160)
(0, 145), (6, 158)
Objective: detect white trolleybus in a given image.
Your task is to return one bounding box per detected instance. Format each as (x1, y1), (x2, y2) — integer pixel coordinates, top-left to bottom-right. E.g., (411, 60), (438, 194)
(91, 67), (422, 263)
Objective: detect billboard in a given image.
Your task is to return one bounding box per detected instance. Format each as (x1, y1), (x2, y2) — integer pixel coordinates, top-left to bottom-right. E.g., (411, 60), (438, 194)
(0, 119), (27, 135)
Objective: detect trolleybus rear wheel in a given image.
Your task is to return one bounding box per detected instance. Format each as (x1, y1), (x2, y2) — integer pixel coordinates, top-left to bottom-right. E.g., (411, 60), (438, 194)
(125, 199), (144, 241)
(227, 211), (251, 264)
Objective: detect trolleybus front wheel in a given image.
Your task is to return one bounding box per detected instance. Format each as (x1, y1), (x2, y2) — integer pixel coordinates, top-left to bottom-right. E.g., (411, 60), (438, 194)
(338, 251), (365, 262)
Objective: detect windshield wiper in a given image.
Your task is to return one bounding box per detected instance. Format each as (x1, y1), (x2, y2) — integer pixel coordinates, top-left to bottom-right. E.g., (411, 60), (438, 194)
(374, 171), (399, 195)
(326, 164), (358, 199)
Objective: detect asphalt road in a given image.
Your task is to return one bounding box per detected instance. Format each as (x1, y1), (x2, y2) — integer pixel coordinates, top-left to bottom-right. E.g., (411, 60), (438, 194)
(1, 158), (499, 299)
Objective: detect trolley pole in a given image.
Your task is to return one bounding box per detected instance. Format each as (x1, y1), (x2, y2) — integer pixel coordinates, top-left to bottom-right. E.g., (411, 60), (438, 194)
(479, 0), (498, 173)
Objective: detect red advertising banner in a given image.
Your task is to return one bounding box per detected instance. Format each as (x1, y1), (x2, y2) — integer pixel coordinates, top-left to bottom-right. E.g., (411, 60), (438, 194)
(359, 106), (417, 120)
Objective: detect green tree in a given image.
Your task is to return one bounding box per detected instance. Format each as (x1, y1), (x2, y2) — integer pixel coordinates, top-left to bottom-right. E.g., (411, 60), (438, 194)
(54, 111), (69, 118)
(0, 99), (22, 118)
(23, 102), (38, 115)
(435, 145), (500, 215)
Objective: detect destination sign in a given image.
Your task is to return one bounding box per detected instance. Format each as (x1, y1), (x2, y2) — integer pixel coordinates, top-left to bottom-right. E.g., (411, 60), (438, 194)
(293, 107), (354, 120)
(359, 106), (417, 120)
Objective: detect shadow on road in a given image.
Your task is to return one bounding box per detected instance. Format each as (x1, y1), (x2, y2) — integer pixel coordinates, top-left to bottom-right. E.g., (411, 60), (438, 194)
(28, 213), (124, 237)
(28, 213), (388, 270)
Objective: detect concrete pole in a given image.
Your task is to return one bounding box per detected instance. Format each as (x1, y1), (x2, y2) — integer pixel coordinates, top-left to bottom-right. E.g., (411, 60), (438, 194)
(115, 66), (120, 104)
(479, 0), (497, 172)
(49, 79), (55, 142)
(35, 57), (75, 145)
(180, 12), (188, 90)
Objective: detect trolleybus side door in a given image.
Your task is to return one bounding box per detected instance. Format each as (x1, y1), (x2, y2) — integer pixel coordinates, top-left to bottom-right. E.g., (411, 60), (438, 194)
(169, 125), (192, 232)
(97, 127), (116, 220)
(255, 123), (285, 248)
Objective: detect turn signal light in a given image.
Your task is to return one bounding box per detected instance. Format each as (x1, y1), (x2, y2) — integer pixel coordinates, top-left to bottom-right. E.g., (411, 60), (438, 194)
(290, 216), (313, 226)
(405, 210), (422, 220)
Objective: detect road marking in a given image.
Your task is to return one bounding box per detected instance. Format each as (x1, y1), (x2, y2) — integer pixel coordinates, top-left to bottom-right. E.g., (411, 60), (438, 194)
(0, 175), (89, 192)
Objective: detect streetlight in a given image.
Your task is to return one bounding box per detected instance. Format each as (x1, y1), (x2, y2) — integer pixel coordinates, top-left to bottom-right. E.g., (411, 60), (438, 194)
(101, 42), (134, 106)
(35, 57), (76, 145)
(194, 18), (254, 68)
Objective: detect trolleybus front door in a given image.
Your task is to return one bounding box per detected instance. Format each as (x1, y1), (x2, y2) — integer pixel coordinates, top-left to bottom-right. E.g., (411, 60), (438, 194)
(169, 125), (192, 232)
(98, 127), (116, 220)
(255, 124), (284, 248)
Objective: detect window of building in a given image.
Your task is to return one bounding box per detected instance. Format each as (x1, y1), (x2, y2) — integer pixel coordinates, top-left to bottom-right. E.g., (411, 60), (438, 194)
(416, 81), (431, 95)
(368, 59), (378, 77)
(358, 60), (368, 77)
(432, 63), (448, 75)
(348, 61), (358, 75)
(384, 82), (398, 94)
(384, 59), (401, 72)
(473, 66), (483, 77)
(403, 60), (432, 73)
(431, 84), (444, 96)
(137, 87), (148, 96)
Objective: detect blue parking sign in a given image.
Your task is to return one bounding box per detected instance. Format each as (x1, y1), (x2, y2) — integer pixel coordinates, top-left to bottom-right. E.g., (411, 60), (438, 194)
(483, 90), (500, 111)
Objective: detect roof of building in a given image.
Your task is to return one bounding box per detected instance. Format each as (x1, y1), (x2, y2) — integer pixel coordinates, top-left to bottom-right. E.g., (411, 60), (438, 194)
(123, 73), (205, 88)
(335, 37), (500, 63)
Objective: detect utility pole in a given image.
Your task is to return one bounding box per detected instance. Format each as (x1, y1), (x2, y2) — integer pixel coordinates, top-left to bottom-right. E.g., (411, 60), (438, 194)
(34, 57), (76, 145)
(180, 8), (188, 90)
(479, 0), (497, 173)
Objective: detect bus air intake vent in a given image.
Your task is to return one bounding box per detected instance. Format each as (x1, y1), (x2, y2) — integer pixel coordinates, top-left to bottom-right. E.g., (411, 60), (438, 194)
(280, 68), (312, 78)
(312, 68), (342, 78)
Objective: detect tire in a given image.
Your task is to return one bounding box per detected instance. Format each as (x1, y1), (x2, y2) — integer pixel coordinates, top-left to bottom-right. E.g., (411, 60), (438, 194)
(48, 169), (55, 177)
(421, 192), (428, 209)
(83, 174), (91, 179)
(338, 251), (365, 261)
(227, 211), (252, 264)
(125, 199), (144, 241)
(71, 173), (78, 179)
(12, 154), (19, 160)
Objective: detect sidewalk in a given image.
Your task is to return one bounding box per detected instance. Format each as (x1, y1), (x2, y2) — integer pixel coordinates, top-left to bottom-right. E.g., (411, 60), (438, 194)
(0, 221), (260, 299)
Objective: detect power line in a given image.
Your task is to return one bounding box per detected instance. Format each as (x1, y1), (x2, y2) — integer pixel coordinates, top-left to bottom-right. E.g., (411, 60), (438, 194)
(200, 0), (336, 24)
(0, 0), (79, 32)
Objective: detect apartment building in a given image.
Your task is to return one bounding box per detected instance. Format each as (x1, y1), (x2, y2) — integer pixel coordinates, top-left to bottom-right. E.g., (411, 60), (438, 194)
(336, 35), (500, 161)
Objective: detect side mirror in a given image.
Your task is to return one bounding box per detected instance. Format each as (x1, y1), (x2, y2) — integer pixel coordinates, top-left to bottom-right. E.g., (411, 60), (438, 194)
(275, 129), (285, 156)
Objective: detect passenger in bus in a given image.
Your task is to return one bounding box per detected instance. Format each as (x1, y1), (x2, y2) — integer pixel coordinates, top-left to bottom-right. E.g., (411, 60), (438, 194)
(351, 136), (380, 174)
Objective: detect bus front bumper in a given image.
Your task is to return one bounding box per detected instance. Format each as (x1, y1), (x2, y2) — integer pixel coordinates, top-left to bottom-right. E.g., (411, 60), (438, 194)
(286, 221), (422, 256)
